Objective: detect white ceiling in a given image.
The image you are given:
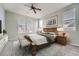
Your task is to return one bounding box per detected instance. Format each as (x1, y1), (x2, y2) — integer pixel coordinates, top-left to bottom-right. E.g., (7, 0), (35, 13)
(1, 3), (71, 19)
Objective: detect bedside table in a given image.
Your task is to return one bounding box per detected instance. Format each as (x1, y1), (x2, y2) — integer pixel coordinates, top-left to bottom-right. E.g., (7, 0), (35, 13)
(55, 32), (67, 45)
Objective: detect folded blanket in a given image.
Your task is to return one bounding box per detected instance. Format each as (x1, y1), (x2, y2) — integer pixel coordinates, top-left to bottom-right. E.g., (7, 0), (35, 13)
(39, 33), (56, 43)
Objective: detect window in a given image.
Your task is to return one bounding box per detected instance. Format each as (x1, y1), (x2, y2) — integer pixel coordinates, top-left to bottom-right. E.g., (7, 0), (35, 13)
(63, 8), (76, 31)
(39, 19), (43, 28)
(18, 19), (35, 34)
(38, 19), (43, 30)
(18, 19), (43, 33)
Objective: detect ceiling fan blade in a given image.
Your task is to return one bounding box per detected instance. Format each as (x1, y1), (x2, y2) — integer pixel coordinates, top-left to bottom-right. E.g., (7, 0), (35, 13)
(24, 3), (41, 14)
(34, 8), (41, 11)
(33, 9), (36, 14)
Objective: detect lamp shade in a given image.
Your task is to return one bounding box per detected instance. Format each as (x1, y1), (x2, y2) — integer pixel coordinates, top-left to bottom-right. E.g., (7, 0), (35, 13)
(57, 28), (64, 31)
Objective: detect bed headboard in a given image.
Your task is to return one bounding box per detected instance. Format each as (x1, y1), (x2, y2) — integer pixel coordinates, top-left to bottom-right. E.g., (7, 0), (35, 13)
(43, 28), (58, 34)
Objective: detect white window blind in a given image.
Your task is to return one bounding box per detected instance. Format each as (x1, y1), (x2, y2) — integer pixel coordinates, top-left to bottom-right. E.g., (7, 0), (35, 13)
(63, 8), (76, 31)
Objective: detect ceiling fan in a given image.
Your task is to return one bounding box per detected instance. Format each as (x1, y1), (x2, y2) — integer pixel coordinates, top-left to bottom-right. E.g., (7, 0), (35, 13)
(24, 4), (41, 14)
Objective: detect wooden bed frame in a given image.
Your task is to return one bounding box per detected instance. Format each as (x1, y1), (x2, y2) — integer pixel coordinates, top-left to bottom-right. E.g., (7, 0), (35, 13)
(24, 35), (55, 56)
(43, 28), (58, 34)
(25, 28), (58, 56)
(30, 41), (55, 56)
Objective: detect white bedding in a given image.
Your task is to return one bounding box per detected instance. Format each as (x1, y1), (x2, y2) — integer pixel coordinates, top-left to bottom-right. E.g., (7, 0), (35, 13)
(19, 33), (56, 47)
(28, 34), (48, 45)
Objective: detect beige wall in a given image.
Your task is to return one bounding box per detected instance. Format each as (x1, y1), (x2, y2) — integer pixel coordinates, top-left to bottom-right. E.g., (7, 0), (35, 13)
(42, 4), (77, 27)
(43, 3), (79, 45)
(5, 11), (37, 40)
(5, 4), (79, 45)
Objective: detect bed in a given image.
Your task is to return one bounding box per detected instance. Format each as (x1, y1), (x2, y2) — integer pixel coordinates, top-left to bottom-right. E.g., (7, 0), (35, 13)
(19, 28), (58, 56)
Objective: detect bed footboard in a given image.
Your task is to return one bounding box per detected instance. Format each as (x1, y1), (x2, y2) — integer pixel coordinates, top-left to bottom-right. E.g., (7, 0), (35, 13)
(30, 44), (37, 56)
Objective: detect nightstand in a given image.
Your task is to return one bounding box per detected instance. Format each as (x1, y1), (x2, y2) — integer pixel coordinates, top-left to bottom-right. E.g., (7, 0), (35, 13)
(55, 32), (67, 45)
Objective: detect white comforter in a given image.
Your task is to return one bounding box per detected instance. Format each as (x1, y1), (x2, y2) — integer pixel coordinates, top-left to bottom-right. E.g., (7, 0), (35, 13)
(28, 34), (48, 45)
(19, 33), (56, 46)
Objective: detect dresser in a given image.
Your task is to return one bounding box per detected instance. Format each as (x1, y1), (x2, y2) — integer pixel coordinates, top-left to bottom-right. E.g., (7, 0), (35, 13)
(55, 32), (67, 45)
